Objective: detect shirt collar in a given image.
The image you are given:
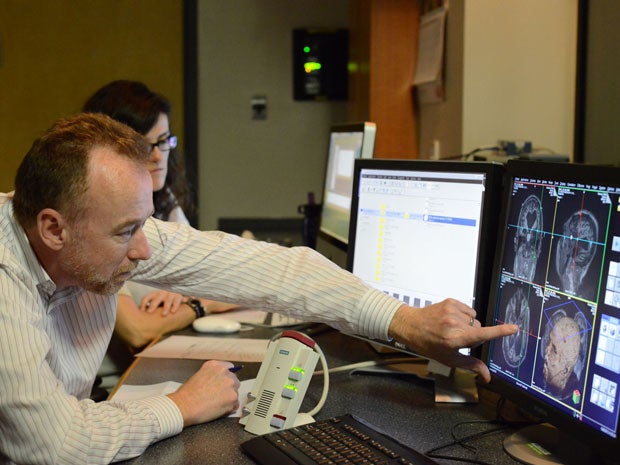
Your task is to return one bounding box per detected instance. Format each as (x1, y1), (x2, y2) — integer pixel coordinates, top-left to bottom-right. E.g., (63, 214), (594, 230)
(10, 202), (58, 300)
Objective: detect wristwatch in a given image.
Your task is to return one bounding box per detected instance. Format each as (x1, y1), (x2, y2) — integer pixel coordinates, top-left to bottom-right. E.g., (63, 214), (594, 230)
(185, 298), (205, 319)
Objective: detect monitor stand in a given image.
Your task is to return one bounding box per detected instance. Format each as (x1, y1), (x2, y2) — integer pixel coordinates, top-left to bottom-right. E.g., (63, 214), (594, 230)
(503, 423), (592, 465)
(351, 359), (478, 404)
(428, 360), (478, 403)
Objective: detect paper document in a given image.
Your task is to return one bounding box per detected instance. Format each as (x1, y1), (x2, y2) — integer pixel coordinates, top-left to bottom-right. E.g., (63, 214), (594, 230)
(136, 335), (270, 362)
(220, 307), (308, 328)
(413, 4), (448, 104)
(111, 379), (256, 418)
(413, 6), (447, 86)
(219, 308), (268, 325)
(110, 381), (181, 401)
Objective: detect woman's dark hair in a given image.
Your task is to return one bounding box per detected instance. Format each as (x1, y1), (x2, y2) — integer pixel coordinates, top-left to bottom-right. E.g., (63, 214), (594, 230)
(82, 80), (194, 220)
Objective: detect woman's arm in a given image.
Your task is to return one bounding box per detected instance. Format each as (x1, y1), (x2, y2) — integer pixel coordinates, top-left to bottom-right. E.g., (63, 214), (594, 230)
(114, 294), (196, 349)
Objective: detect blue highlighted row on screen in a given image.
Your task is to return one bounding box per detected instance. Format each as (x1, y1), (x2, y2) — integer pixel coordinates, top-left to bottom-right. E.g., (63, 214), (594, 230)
(359, 208), (477, 227)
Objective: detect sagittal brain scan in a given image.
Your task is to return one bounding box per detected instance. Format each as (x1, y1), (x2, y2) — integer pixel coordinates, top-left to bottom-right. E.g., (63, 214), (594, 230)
(513, 195), (543, 282)
(554, 209), (598, 296)
(547, 189), (605, 302)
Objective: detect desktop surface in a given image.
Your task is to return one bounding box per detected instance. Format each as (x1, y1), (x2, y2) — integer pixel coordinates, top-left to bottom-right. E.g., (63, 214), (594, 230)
(117, 327), (524, 465)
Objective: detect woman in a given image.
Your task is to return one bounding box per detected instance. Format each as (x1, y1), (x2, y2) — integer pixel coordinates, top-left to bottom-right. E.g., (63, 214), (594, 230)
(83, 80), (237, 388)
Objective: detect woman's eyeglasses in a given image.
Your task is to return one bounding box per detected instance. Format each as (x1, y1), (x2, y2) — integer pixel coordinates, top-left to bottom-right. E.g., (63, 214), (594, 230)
(150, 135), (177, 153)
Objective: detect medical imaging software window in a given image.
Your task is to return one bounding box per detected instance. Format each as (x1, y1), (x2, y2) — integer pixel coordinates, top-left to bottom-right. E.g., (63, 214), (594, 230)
(351, 169), (486, 309)
(489, 177), (620, 437)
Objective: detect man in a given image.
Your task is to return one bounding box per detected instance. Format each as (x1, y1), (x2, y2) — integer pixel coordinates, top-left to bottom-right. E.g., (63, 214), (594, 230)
(0, 113), (517, 464)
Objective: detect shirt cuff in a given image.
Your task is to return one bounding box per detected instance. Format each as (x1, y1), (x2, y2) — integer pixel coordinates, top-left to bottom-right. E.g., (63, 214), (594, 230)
(136, 395), (184, 439)
(357, 288), (402, 340)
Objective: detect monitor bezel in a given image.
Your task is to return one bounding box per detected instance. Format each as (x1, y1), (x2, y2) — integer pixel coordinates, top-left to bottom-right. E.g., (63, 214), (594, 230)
(317, 122), (376, 251)
(346, 158), (505, 358)
(481, 159), (620, 460)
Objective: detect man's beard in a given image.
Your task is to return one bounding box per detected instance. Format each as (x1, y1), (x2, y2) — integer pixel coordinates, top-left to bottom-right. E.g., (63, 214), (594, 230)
(63, 240), (136, 295)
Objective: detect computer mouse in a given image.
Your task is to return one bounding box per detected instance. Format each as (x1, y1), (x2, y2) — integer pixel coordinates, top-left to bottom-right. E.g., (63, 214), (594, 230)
(192, 316), (241, 334)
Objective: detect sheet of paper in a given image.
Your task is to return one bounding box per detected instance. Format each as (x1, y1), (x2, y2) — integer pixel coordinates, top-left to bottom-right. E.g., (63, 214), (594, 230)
(136, 335), (270, 362)
(220, 308), (269, 325)
(219, 308), (308, 328)
(110, 381), (181, 401)
(413, 6), (447, 86)
(111, 379), (256, 418)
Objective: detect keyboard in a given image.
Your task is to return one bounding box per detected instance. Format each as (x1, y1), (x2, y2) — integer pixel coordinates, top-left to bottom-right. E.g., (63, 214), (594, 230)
(241, 414), (440, 465)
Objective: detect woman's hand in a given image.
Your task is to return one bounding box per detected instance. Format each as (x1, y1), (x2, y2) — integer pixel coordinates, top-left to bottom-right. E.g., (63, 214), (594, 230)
(140, 290), (185, 316)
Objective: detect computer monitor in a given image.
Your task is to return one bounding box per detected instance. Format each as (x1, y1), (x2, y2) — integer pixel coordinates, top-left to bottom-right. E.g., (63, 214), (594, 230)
(317, 122), (376, 259)
(483, 160), (620, 464)
(346, 159), (504, 383)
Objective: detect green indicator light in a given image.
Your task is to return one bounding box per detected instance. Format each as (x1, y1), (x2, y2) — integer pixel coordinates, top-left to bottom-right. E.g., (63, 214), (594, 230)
(284, 384), (299, 392)
(291, 367), (305, 374)
(303, 46), (311, 53)
(304, 61), (322, 73)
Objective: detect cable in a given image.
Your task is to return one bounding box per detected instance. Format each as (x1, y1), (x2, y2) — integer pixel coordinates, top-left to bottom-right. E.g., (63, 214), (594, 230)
(305, 342), (329, 417)
(462, 146), (501, 159)
(423, 395), (541, 464)
(313, 356), (424, 375)
(423, 453), (497, 465)
(425, 420), (511, 456)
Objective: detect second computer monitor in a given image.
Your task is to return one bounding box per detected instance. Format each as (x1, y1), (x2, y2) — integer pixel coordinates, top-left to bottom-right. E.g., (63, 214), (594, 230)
(318, 122), (376, 249)
(346, 159), (504, 355)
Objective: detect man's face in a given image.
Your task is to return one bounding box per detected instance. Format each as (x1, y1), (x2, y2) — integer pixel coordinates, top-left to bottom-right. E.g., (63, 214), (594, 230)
(59, 148), (154, 295)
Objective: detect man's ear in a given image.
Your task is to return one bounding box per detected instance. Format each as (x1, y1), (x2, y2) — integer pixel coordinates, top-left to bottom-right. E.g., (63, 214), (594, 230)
(37, 208), (67, 251)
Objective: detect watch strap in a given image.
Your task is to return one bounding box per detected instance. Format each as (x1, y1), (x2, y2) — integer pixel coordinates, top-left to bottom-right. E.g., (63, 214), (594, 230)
(185, 298), (205, 319)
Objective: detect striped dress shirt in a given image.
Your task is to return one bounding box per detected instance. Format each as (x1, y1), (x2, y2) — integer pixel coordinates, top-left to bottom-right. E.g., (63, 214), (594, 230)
(0, 193), (401, 464)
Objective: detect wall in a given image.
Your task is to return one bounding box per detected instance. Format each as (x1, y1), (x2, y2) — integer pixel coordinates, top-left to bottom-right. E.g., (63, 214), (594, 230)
(0, 0), (183, 191)
(348, 0), (419, 159)
(417, 0), (464, 159)
(197, 0), (349, 230)
(582, 1), (620, 165)
(418, 0), (578, 160)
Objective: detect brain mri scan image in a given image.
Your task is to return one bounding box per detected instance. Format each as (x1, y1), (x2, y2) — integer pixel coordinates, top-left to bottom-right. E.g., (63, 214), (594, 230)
(514, 195), (543, 282)
(540, 307), (589, 400)
(502, 287), (531, 368)
(554, 209), (598, 296)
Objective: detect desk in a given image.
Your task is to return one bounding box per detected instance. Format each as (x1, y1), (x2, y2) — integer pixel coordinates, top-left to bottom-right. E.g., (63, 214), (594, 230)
(118, 326), (522, 465)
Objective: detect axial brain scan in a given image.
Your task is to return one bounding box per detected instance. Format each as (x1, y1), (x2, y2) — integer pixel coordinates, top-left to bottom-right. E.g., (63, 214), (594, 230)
(514, 195), (543, 282)
(502, 287), (531, 368)
(555, 209), (598, 295)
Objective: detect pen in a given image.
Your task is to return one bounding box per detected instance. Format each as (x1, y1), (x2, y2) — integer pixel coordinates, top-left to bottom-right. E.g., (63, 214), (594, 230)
(229, 365), (243, 373)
